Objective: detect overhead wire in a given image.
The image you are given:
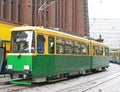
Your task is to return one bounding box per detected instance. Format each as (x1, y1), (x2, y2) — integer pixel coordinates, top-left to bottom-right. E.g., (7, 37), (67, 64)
(36, 0), (58, 26)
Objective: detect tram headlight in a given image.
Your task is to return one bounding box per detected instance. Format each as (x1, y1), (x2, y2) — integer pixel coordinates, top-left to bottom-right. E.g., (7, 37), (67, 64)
(24, 65), (30, 70)
(8, 65), (13, 69)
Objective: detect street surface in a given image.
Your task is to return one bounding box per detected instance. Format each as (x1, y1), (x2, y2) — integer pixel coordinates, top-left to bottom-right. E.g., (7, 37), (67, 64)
(0, 63), (120, 92)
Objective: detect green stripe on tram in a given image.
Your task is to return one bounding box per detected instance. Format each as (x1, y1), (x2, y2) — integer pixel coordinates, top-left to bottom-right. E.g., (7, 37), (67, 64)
(10, 81), (32, 85)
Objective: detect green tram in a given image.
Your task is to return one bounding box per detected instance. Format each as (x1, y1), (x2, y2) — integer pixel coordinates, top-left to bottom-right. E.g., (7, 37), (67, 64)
(109, 50), (120, 64)
(7, 26), (109, 85)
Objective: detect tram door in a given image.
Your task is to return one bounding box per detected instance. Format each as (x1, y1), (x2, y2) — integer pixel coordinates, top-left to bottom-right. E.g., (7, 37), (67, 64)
(0, 40), (9, 73)
(0, 47), (5, 73)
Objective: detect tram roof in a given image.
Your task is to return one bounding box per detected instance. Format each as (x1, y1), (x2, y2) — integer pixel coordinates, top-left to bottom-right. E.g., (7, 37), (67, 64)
(11, 26), (109, 47)
(11, 26), (90, 43)
(90, 40), (108, 47)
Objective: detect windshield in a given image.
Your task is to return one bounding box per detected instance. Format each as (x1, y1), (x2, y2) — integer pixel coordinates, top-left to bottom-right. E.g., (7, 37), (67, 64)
(11, 30), (35, 53)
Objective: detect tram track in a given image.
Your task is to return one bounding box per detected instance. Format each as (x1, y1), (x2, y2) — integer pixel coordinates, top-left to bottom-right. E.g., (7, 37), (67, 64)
(0, 84), (31, 92)
(81, 74), (120, 92)
(57, 70), (120, 92)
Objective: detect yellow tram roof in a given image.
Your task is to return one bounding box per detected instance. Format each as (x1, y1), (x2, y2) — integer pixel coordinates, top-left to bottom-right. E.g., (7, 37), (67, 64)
(11, 26), (90, 43)
(90, 40), (109, 48)
(11, 26), (109, 48)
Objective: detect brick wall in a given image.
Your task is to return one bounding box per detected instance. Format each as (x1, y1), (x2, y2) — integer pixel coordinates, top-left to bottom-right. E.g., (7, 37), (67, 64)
(0, 0), (89, 37)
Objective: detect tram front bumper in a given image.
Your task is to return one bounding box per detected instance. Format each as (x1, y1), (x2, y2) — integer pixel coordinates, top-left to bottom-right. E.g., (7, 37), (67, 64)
(7, 70), (32, 80)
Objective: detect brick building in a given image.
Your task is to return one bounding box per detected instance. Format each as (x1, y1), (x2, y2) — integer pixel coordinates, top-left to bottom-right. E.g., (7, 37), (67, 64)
(0, 0), (89, 37)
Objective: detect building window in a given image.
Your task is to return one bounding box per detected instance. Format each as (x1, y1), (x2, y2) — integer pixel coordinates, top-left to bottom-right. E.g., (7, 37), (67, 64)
(11, 0), (15, 21)
(3, 0), (7, 19)
(18, 0), (23, 23)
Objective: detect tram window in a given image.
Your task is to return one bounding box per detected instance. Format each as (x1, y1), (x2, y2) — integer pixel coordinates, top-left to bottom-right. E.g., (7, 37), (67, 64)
(93, 46), (99, 56)
(37, 35), (45, 54)
(65, 40), (73, 54)
(48, 37), (54, 54)
(11, 31), (35, 53)
(96, 49), (99, 55)
(105, 48), (109, 56)
(65, 45), (73, 54)
(119, 54), (120, 60)
(93, 46), (102, 56)
(73, 42), (80, 54)
(74, 46), (78, 54)
(86, 45), (89, 55)
(56, 38), (65, 54)
(81, 44), (87, 55)
(93, 46), (95, 55)
(99, 47), (103, 56)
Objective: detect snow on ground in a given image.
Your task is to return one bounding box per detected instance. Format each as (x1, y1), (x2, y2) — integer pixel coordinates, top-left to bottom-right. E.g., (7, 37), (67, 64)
(21, 63), (120, 92)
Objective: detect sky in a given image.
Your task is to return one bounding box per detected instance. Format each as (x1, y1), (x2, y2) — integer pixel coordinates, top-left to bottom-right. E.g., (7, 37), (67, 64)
(88, 0), (120, 48)
(88, 0), (120, 19)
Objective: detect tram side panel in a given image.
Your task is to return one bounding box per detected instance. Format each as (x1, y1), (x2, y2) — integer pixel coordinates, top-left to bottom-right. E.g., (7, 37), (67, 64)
(54, 55), (91, 74)
(32, 55), (91, 77)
